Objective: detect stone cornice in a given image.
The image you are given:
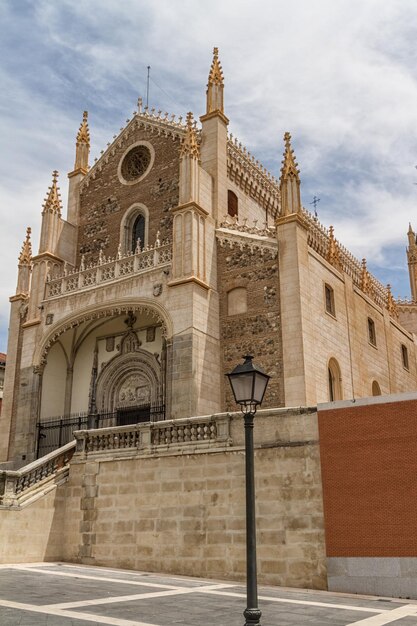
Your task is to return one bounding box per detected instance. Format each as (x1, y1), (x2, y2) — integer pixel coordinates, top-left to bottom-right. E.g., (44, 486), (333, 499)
(22, 319), (41, 329)
(167, 276), (210, 291)
(200, 110), (229, 125)
(67, 168), (88, 179)
(9, 294), (28, 303)
(32, 251), (63, 264)
(275, 212), (308, 229)
(171, 202), (209, 217)
(216, 227), (278, 255)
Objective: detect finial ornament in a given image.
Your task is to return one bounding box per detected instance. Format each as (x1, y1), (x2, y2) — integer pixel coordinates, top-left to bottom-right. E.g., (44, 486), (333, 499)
(18, 227), (32, 265)
(209, 47), (224, 86)
(42, 170), (62, 216)
(327, 226), (342, 271)
(386, 284), (398, 318)
(77, 111), (90, 145)
(180, 112), (200, 159)
(407, 222), (416, 248)
(73, 111), (90, 172)
(360, 258), (370, 294)
(281, 132), (300, 179)
(279, 132), (301, 216)
(205, 47), (225, 115)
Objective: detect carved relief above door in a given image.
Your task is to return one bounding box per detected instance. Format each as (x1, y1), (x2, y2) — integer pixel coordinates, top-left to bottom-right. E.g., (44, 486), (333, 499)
(118, 374), (151, 406)
(95, 349), (163, 413)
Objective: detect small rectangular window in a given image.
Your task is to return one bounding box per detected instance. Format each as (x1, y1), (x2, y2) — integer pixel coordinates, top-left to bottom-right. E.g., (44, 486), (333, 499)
(368, 318), (376, 347)
(401, 344), (409, 370)
(325, 284), (335, 317)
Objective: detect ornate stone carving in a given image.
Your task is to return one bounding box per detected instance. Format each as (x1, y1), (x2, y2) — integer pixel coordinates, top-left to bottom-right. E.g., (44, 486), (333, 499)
(119, 375), (150, 406)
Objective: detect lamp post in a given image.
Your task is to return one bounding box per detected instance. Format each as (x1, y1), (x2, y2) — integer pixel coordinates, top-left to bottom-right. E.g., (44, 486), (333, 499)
(226, 355), (270, 626)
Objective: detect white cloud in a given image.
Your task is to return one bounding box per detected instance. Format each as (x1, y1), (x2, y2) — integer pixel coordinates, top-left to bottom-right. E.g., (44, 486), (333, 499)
(1, 0), (417, 350)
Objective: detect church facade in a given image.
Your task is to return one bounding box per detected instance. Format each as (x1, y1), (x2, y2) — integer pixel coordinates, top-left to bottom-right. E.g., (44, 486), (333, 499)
(2, 48), (417, 467)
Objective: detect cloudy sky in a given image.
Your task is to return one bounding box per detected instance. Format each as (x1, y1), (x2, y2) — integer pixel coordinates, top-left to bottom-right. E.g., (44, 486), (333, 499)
(1, 0), (417, 351)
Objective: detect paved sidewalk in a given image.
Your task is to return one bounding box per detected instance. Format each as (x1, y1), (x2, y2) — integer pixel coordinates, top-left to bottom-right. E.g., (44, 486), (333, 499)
(0, 563), (417, 625)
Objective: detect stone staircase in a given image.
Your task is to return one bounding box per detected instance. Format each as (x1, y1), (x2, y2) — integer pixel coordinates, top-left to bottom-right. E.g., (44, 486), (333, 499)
(0, 441), (75, 509)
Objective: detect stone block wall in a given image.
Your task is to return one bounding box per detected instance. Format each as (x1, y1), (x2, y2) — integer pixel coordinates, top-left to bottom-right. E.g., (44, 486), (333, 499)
(78, 126), (180, 265)
(0, 482), (68, 563)
(0, 408), (325, 590)
(217, 241), (284, 412)
(60, 408), (325, 589)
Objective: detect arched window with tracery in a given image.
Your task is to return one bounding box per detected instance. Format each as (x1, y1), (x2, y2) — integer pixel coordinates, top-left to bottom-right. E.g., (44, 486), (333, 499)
(132, 214), (145, 252)
(120, 204), (149, 254)
(328, 358), (342, 401)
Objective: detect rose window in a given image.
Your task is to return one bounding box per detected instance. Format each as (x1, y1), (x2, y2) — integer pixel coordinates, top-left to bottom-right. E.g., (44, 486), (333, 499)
(121, 146), (151, 182)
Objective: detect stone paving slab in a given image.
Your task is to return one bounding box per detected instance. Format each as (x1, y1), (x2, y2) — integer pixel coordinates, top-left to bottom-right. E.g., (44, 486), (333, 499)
(37, 565), (206, 588)
(71, 591), (374, 626)
(0, 563), (416, 626)
(0, 569), (167, 606)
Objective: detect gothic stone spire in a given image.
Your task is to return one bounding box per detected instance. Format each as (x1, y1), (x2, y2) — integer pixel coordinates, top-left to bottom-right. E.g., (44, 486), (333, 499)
(180, 112), (200, 160)
(18, 227), (32, 265)
(74, 110), (90, 172)
(42, 170), (62, 217)
(206, 47), (225, 115)
(280, 132), (301, 216)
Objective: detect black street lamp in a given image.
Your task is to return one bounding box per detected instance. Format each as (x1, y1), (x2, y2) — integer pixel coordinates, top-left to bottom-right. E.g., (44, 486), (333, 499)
(226, 355), (271, 626)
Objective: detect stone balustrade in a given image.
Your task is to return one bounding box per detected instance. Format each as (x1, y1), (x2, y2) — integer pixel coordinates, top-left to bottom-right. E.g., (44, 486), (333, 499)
(74, 414), (232, 458)
(45, 242), (172, 300)
(0, 440), (75, 507)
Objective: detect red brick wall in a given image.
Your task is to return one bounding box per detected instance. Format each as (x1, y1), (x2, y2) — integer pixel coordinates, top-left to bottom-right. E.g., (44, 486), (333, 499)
(318, 398), (417, 557)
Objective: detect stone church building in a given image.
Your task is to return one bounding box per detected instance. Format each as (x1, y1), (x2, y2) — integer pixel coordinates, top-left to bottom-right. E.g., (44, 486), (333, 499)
(2, 48), (417, 468)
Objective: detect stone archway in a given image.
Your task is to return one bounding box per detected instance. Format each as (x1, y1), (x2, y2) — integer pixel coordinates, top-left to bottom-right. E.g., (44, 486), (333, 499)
(93, 311), (166, 424)
(95, 349), (163, 413)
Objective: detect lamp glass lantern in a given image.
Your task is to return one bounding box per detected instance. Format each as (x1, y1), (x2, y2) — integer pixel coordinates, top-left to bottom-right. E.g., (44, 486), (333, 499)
(227, 355), (270, 412)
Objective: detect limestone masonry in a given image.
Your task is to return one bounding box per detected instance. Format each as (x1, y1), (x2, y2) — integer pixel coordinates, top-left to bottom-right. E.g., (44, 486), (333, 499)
(1, 48), (417, 594)
(3, 47), (417, 465)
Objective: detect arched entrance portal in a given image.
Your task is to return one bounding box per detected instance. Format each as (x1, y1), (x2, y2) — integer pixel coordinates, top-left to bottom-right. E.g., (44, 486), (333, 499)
(93, 311), (166, 424)
(39, 308), (168, 424)
(95, 345), (165, 425)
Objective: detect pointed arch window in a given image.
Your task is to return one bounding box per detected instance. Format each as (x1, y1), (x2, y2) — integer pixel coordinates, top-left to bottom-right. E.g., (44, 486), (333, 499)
(325, 284), (336, 317)
(132, 214), (145, 253)
(367, 317), (377, 347)
(372, 380), (381, 396)
(328, 358), (342, 401)
(120, 204), (149, 254)
(401, 344), (409, 371)
(228, 190), (238, 218)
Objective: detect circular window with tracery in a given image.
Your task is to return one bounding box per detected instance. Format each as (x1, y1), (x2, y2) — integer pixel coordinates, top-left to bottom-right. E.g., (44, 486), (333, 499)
(121, 145), (151, 182)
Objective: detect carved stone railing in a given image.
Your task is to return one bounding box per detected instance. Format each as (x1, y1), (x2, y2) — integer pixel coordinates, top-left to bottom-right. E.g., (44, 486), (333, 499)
(45, 242), (172, 300)
(0, 441), (75, 507)
(74, 415), (232, 458)
(397, 297), (417, 306)
(303, 208), (388, 309)
(218, 216), (277, 239)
